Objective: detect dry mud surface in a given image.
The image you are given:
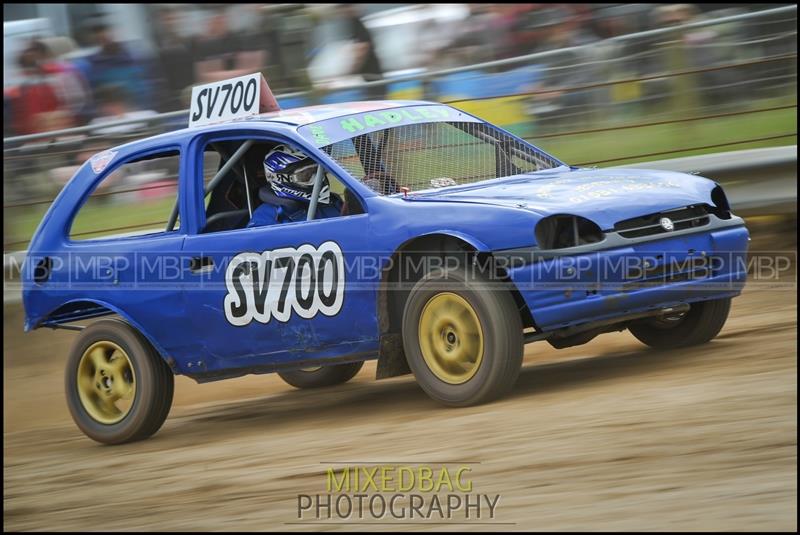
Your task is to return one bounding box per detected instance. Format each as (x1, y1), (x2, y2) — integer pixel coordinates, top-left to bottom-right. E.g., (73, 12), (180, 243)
(4, 268), (797, 530)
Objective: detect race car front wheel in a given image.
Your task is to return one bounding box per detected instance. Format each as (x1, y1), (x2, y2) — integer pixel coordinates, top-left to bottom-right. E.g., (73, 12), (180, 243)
(402, 266), (523, 407)
(278, 361), (364, 389)
(628, 297), (732, 349)
(65, 319), (174, 445)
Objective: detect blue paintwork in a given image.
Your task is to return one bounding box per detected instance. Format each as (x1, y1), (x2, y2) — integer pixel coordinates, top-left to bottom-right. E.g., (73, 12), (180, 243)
(403, 166), (722, 230)
(507, 226), (749, 330)
(21, 100), (749, 379)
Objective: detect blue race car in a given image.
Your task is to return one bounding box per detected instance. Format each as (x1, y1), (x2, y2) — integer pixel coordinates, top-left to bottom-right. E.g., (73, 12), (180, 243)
(22, 90), (749, 444)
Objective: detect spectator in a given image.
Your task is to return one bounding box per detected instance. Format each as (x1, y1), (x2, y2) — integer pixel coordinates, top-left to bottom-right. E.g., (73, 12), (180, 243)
(497, 4), (535, 59)
(3, 91), (13, 138)
(442, 4), (501, 67)
(87, 84), (158, 136)
(522, 7), (601, 132)
(238, 5), (288, 89)
(153, 6), (195, 112)
(78, 17), (156, 118)
(7, 42), (72, 135)
(193, 8), (266, 83)
(338, 5), (383, 84)
(37, 37), (93, 125)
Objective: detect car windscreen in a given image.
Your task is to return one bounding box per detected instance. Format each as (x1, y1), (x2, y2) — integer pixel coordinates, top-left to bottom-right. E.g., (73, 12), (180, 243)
(319, 120), (563, 195)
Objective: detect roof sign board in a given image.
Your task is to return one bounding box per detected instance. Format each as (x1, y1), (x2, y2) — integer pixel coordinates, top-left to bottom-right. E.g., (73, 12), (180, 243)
(188, 73), (279, 128)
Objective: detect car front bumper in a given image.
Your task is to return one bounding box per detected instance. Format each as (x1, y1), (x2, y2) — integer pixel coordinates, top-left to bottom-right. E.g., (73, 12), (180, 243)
(497, 219), (750, 332)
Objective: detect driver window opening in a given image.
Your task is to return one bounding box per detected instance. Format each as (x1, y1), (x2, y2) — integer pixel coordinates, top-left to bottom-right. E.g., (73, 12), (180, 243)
(200, 140), (365, 234)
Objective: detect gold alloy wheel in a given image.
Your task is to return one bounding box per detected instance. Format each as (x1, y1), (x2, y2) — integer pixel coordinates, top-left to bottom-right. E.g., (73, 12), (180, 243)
(418, 292), (484, 384)
(76, 341), (136, 424)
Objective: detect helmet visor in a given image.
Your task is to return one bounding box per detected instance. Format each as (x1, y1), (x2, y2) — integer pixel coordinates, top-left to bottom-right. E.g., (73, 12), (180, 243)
(291, 162), (318, 187)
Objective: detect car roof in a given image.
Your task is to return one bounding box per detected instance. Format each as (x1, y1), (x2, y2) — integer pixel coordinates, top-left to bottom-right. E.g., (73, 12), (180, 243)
(243, 100), (435, 126)
(109, 100), (440, 153)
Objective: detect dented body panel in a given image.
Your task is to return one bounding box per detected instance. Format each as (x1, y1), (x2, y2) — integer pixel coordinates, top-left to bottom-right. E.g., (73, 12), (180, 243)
(504, 224), (749, 331)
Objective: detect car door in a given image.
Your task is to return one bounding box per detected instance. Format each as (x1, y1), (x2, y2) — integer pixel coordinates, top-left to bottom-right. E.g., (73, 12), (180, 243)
(179, 134), (381, 375)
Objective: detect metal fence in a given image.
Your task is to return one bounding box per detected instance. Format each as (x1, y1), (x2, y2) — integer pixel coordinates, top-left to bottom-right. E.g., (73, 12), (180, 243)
(3, 5), (797, 252)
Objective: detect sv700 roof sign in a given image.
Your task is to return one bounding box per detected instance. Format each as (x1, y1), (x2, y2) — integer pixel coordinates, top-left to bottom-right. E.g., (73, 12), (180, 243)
(189, 73), (280, 127)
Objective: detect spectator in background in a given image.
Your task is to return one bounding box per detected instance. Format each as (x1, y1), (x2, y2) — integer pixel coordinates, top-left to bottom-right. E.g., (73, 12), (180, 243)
(87, 84), (158, 136)
(441, 4), (501, 67)
(522, 6), (600, 132)
(77, 18), (156, 118)
(7, 42), (73, 135)
(497, 4), (535, 59)
(338, 5), (383, 84)
(3, 91), (13, 138)
(591, 5), (653, 76)
(153, 6), (195, 112)
(193, 8), (266, 83)
(655, 4), (740, 108)
(37, 37), (93, 125)
(238, 5), (288, 89)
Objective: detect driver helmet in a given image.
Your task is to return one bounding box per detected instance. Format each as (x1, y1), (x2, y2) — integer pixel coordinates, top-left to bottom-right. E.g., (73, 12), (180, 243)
(263, 144), (329, 204)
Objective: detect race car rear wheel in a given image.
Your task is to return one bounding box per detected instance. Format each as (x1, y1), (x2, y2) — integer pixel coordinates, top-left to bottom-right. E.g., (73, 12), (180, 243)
(628, 297), (732, 349)
(65, 319), (174, 445)
(402, 266), (523, 407)
(278, 361), (364, 389)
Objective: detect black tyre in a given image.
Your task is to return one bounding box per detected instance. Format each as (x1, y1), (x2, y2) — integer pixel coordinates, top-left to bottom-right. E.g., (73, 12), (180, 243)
(65, 319), (174, 445)
(278, 361), (364, 389)
(402, 266), (523, 407)
(628, 297), (732, 349)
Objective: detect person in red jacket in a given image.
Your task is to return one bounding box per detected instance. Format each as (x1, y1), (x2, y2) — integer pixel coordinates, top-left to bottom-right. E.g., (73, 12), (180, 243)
(8, 42), (72, 135)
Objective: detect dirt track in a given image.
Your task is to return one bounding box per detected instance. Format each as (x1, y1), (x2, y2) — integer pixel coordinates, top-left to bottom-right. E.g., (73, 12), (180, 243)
(3, 251), (797, 530)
